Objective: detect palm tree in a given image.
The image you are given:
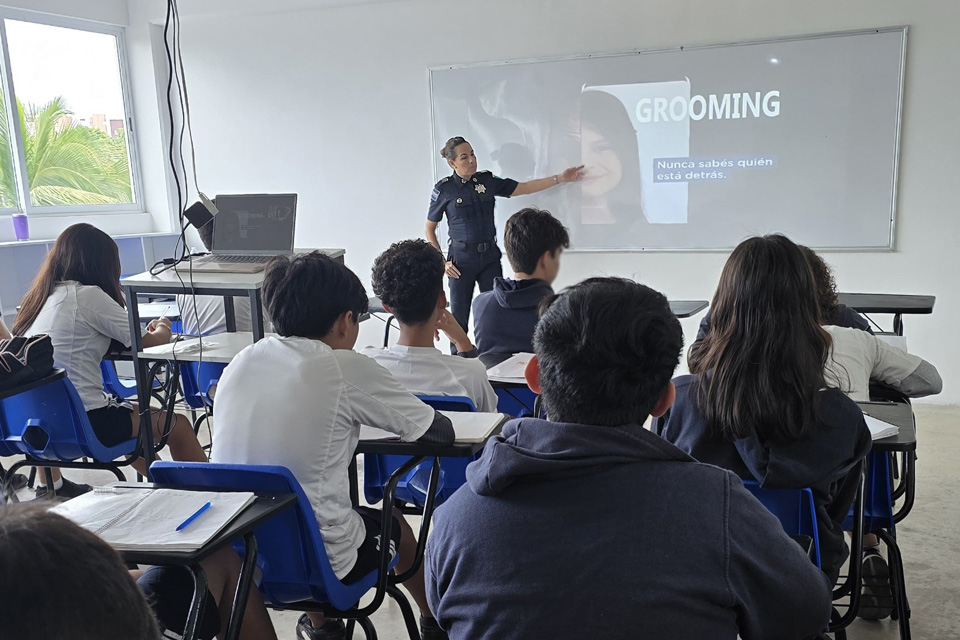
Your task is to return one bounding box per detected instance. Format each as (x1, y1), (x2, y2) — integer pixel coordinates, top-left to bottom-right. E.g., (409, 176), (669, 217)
(0, 94), (133, 208)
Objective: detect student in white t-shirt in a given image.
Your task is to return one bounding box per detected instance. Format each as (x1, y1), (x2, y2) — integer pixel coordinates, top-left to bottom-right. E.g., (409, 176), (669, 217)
(212, 251), (454, 640)
(362, 240), (497, 412)
(13, 224), (207, 499)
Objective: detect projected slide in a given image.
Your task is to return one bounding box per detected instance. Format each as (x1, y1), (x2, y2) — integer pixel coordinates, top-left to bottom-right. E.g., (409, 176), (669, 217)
(430, 29), (905, 251)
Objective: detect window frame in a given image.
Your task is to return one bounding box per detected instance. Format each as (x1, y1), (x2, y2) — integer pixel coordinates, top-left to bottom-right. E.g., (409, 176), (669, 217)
(0, 8), (144, 217)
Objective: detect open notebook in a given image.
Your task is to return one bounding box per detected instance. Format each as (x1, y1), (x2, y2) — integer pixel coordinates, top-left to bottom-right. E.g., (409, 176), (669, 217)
(360, 411), (508, 444)
(863, 412), (900, 440)
(52, 487), (255, 552)
(486, 353), (534, 383)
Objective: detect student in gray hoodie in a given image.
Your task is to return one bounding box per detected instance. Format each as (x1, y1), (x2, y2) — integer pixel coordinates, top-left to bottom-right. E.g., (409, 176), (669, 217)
(427, 277), (833, 640)
(471, 208), (569, 355)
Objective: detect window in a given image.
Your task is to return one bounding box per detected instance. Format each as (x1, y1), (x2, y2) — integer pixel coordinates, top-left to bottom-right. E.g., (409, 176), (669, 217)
(0, 12), (140, 214)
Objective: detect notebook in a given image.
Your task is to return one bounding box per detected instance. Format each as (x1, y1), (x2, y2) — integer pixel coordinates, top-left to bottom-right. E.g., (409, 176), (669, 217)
(51, 487), (256, 552)
(360, 411), (509, 444)
(862, 412), (900, 440)
(486, 352), (535, 383)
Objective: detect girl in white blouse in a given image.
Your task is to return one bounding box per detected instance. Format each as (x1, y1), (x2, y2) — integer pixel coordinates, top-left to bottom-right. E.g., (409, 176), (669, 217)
(13, 224), (206, 499)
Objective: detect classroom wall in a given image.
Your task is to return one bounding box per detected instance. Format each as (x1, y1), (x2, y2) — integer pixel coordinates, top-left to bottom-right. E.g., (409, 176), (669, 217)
(122, 0), (958, 402)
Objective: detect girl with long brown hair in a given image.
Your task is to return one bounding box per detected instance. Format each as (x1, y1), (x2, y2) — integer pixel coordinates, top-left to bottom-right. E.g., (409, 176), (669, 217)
(13, 223), (206, 498)
(654, 234), (870, 586)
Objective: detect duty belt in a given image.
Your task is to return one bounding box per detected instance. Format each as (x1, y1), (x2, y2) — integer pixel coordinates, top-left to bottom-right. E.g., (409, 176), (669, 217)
(450, 239), (496, 253)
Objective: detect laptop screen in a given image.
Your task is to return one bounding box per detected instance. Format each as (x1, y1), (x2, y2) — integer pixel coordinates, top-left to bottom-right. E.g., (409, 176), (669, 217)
(212, 194), (297, 255)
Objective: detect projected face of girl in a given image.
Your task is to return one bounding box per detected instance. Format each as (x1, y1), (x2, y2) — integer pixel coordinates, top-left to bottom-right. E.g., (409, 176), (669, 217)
(580, 123), (623, 199)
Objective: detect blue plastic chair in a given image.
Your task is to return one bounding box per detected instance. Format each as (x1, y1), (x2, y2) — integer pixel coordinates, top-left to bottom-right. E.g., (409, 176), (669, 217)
(100, 360), (162, 400)
(494, 387), (538, 418)
(0, 373), (138, 492)
(363, 395), (476, 509)
(150, 462), (417, 638)
(741, 480), (822, 568)
(179, 362), (227, 410)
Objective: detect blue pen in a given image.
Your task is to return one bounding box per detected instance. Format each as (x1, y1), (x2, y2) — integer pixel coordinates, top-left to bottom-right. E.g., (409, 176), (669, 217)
(176, 502), (211, 532)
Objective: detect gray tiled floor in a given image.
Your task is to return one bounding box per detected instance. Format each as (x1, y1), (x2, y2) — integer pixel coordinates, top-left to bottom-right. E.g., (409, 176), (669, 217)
(18, 404), (958, 639)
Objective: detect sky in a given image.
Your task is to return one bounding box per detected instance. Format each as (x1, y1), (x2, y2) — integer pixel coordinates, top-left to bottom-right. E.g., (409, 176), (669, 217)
(4, 19), (126, 121)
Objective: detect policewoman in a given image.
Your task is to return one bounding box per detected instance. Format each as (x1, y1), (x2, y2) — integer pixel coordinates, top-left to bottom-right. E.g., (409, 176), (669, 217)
(425, 136), (583, 351)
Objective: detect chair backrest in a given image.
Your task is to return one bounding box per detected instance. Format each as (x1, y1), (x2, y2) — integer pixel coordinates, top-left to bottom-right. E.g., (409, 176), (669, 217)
(100, 361), (137, 399)
(363, 395), (476, 507)
(844, 451), (895, 534)
(150, 461), (382, 611)
(0, 376), (136, 462)
(741, 480), (822, 568)
(179, 362), (227, 409)
(494, 387), (537, 417)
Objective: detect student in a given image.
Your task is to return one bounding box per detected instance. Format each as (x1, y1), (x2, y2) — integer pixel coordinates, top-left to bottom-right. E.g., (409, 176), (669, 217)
(472, 208), (569, 355)
(362, 239), (497, 411)
(0, 504), (160, 639)
(211, 252), (454, 640)
(691, 244), (872, 352)
(655, 235), (871, 586)
(177, 221), (254, 335)
(12, 223), (207, 499)
(0, 504), (279, 640)
(427, 277), (833, 640)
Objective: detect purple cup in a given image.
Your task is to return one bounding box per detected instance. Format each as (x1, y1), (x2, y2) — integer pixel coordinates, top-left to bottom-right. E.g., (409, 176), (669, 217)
(12, 214), (29, 241)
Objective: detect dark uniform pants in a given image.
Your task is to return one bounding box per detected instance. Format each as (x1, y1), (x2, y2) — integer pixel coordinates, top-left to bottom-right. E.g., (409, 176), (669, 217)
(448, 244), (503, 351)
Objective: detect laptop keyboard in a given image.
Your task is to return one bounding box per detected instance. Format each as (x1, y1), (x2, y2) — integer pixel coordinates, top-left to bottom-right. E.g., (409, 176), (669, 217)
(211, 255), (272, 264)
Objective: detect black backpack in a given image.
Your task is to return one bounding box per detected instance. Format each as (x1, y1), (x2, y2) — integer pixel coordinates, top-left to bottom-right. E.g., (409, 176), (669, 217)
(0, 335), (55, 392)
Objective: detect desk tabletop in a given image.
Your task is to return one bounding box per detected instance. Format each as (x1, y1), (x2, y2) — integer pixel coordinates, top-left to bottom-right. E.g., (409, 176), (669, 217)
(838, 293), (935, 315)
(139, 301), (182, 321)
(0, 368), (66, 401)
(355, 435), (493, 458)
(117, 487), (297, 566)
(670, 300), (710, 318)
(857, 401), (917, 452)
(139, 331), (276, 363)
(123, 268), (265, 291)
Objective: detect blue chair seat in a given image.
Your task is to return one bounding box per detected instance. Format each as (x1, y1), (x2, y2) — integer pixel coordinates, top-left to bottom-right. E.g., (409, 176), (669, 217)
(1, 374), (137, 463)
(179, 362), (227, 410)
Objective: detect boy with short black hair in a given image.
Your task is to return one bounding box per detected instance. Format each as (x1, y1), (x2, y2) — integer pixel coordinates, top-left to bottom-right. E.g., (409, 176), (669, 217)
(212, 251), (453, 640)
(426, 277), (832, 640)
(472, 208), (569, 355)
(362, 240), (497, 412)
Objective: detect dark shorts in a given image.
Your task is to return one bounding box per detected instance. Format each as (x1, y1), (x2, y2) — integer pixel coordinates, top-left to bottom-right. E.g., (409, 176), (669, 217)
(137, 566), (220, 640)
(342, 506), (403, 584)
(87, 398), (134, 448)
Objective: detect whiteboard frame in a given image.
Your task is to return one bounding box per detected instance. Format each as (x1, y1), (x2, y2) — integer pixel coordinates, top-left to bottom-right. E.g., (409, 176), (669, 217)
(427, 26), (908, 253)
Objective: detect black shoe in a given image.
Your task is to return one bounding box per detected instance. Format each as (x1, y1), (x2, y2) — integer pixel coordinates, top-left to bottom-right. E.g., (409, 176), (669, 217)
(1, 471), (28, 491)
(34, 477), (93, 501)
(420, 615), (448, 640)
(859, 547), (894, 620)
(297, 614), (346, 640)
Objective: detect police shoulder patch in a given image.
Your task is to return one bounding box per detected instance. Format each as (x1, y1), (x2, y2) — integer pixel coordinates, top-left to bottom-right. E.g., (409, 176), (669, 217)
(431, 188), (441, 202)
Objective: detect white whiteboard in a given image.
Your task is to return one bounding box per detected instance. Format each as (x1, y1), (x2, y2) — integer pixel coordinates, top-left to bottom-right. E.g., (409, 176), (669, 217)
(429, 28), (906, 251)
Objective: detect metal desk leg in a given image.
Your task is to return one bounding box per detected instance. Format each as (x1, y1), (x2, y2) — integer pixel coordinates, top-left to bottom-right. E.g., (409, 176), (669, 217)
(349, 456), (360, 506)
(249, 289), (264, 342)
(225, 533), (259, 640)
(184, 566), (209, 640)
(894, 313), (903, 336)
(893, 451), (916, 524)
(224, 297), (237, 332)
(392, 456), (441, 584)
(125, 287), (156, 477)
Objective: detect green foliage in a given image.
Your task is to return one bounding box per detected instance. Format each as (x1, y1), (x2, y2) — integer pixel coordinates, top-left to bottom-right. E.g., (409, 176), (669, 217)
(0, 94), (133, 209)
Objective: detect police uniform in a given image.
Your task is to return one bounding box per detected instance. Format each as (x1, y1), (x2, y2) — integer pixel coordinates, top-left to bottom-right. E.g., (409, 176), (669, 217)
(428, 170), (519, 344)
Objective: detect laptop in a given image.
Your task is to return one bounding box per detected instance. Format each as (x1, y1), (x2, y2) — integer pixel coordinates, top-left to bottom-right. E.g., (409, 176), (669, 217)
(185, 194), (297, 273)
